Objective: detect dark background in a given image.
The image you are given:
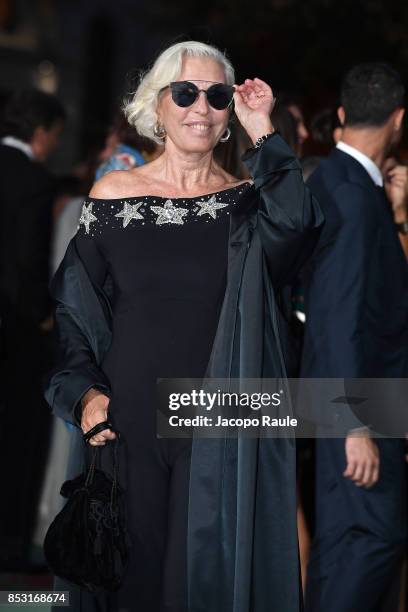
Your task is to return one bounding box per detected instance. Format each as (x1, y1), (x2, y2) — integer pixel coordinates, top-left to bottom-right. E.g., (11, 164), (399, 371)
(1, 0), (407, 171)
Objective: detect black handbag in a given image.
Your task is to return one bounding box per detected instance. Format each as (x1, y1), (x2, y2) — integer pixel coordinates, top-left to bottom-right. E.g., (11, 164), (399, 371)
(43, 423), (130, 592)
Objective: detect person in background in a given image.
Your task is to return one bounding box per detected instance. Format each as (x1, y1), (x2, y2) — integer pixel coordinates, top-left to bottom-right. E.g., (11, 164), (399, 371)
(95, 113), (160, 180)
(300, 106), (343, 181)
(382, 157), (408, 260)
(302, 62), (408, 612)
(215, 99), (298, 179)
(307, 106), (408, 260)
(280, 92), (310, 157)
(0, 88), (65, 569)
(310, 106), (343, 149)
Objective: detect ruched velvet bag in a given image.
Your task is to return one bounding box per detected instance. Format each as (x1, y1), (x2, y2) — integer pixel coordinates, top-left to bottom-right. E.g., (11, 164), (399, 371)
(43, 439), (130, 592)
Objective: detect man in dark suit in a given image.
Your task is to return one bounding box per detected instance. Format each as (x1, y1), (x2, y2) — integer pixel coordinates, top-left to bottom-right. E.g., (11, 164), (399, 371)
(0, 89), (65, 568)
(301, 64), (408, 611)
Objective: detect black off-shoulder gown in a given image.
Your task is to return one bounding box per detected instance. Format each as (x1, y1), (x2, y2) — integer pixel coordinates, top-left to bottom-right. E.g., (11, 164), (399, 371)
(74, 184), (249, 612)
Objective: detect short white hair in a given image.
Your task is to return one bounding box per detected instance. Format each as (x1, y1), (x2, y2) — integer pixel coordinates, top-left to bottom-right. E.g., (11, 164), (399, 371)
(123, 41), (235, 145)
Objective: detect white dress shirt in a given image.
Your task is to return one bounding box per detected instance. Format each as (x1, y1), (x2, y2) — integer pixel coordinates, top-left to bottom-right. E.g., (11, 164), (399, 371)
(1, 135), (34, 160)
(336, 141), (383, 187)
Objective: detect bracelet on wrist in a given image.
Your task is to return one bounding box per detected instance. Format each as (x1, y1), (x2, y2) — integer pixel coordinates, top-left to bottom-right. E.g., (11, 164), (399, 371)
(395, 220), (408, 235)
(254, 132), (275, 149)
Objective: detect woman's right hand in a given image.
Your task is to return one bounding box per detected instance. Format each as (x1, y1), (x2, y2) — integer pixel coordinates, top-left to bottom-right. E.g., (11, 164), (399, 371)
(81, 388), (117, 446)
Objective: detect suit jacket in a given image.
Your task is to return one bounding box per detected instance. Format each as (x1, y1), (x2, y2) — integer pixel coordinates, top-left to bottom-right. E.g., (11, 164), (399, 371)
(301, 148), (408, 431)
(0, 144), (55, 326)
(45, 134), (323, 612)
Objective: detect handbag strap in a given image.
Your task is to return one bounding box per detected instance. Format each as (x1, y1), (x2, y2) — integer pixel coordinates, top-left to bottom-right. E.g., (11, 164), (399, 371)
(83, 430), (121, 518)
(84, 446), (99, 487)
(82, 420), (113, 443)
(110, 435), (120, 517)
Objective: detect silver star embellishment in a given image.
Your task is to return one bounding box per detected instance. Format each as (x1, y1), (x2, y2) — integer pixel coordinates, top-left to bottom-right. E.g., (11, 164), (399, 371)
(115, 201), (144, 227)
(151, 200), (189, 225)
(79, 202), (97, 234)
(196, 194), (228, 219)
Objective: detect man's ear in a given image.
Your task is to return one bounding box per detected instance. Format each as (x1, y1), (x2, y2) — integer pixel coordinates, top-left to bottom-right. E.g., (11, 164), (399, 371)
(30, 125), (47, 158)
(31, 125), (46, 142)
(337, 106), (345, 126)
(393, 107), (405, 132)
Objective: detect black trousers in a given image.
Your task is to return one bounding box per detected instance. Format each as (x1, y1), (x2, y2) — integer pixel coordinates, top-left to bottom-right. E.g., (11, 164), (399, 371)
(305, 437), (406, 612)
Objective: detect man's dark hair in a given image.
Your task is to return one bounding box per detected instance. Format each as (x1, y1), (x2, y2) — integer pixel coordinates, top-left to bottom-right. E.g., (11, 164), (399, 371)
(341, 62), (404, 128)
(1, 88), (66, 142)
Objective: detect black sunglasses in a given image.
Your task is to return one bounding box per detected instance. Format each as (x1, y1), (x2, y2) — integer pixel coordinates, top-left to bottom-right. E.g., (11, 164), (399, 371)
(166, 81), (235, 110)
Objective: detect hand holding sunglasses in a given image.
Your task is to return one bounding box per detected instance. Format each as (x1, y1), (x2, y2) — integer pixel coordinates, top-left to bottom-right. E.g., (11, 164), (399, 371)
(234, 78), (276, 145)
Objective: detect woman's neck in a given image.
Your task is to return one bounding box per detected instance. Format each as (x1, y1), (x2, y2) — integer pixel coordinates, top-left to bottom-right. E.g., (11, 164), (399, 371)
(153, 142), (224, 193)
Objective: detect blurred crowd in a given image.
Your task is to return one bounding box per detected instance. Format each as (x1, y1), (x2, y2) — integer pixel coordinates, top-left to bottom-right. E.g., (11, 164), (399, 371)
(0, 62), (407, 611)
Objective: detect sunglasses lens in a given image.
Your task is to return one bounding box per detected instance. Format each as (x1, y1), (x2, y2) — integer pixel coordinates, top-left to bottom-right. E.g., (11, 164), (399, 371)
(169, 82), (234, 110)
(170, 82), (198, 107)
(207, 84), (234, 110)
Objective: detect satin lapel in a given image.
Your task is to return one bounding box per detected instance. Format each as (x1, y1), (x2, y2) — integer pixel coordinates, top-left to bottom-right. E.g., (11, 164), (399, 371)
(188, 189), (257, 612)
(231, 231), (264, 612)
(206, 186), (257, 379)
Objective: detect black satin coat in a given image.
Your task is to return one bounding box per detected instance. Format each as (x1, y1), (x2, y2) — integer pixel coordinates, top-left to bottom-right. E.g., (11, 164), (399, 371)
(45, 134), (323, 612)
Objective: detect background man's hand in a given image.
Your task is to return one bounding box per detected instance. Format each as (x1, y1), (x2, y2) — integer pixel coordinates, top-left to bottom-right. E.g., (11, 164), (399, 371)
(344, 430), (380, 488)
(384, 164), (408, 222)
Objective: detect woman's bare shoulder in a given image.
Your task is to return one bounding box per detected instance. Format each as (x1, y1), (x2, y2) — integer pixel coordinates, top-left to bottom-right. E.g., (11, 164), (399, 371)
(229, 177), (254, 188)
(221, 170), (253, 189)
(88, 167), (151, 200)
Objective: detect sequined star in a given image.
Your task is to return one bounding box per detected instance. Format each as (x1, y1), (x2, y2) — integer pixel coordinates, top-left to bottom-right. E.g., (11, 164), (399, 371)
(195, 194), (228, 219)
(151, 200), (189, 225)
(115, 201), (144, 227)
(79, 202), (97, 234)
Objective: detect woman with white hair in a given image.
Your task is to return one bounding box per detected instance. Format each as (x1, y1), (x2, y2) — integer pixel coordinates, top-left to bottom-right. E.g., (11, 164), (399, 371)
(46, 40), (323, 611)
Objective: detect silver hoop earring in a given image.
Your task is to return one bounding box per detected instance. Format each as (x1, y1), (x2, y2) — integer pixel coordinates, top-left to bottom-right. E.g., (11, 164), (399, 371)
(153, 123), (166, 140)
(219, 127), (231, 143)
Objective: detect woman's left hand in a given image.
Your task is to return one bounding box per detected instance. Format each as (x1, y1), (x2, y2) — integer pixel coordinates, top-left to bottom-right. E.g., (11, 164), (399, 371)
(234, 78), (276, 145)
